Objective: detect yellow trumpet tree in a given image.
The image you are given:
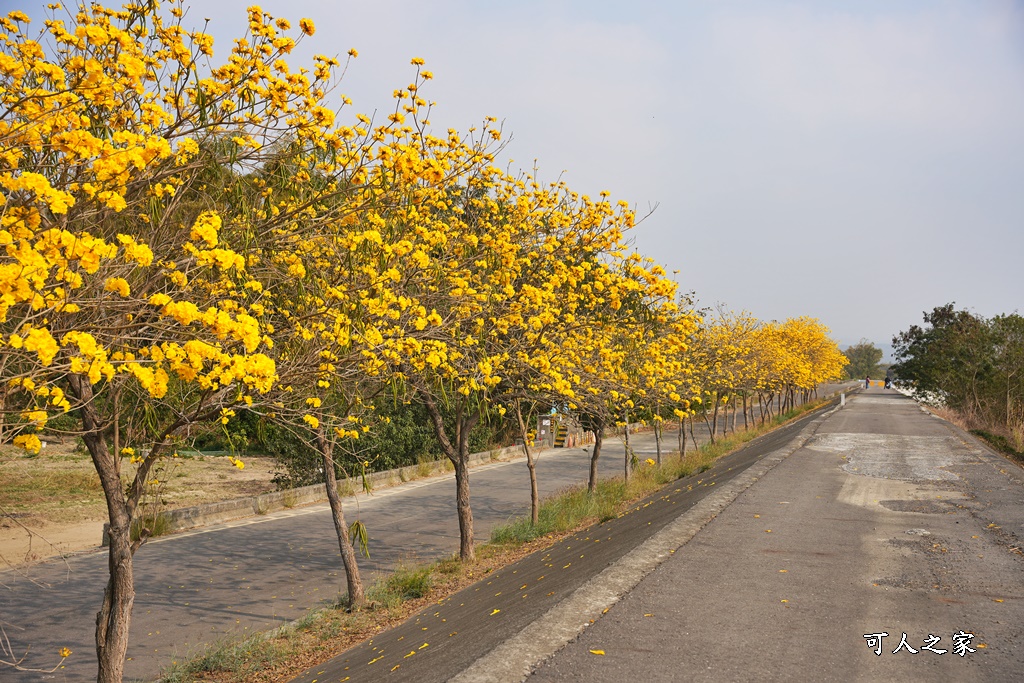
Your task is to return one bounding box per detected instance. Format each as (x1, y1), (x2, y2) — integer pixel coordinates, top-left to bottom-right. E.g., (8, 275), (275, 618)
(492, 186), (679, 521)
(0, 2), (367, 678)
(554, 247), (695, 489)
(243, 58), (524, 597)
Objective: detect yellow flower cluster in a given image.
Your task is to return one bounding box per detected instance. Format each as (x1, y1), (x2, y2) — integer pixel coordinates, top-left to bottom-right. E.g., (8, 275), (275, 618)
(0, 3), (849, 525)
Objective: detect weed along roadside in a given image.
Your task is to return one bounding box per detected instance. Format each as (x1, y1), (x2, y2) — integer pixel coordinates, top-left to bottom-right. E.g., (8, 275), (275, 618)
(160, 396), (839, 683)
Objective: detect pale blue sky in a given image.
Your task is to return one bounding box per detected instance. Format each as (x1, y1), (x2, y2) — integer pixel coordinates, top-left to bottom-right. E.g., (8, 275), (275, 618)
(8, 0), (1024, 353)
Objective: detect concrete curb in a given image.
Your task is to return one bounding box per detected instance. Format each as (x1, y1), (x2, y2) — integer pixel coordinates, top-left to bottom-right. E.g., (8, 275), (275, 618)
(450, 402), (842, 683)
(105, 444), (534, 545)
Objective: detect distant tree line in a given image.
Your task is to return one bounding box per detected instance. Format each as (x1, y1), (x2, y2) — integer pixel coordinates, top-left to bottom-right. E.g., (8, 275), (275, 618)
(892, 304), (1024, 444)
(843, 340), (888, 380)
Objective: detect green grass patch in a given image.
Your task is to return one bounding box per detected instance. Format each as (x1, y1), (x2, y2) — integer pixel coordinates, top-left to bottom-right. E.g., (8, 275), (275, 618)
(159, 631), (295, 683)
(490, 480), (624, 544)
(366, 564), (434, 608)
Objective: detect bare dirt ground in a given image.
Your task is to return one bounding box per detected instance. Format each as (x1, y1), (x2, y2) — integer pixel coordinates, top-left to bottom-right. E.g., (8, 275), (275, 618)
(0, 440), (278, 568)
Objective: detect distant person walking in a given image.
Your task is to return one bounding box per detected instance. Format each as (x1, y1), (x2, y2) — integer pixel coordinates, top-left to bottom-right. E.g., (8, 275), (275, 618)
(865, 375), (870, 389)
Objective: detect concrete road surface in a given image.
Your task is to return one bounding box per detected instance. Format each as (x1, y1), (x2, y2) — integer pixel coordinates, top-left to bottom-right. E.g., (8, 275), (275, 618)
(528, 388), (1024, 682)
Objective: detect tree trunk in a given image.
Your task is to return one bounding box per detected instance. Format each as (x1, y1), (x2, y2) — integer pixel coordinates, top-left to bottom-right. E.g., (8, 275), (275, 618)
(95, 514), (134, 683)
(588, 424), (604, 494)
(455, 406), (479, 562)
(623, 417), (632, 482)
(420, 393), (477, 562)
(514, 400), (540, 526)
(67, 376), (134, 683)
(702, 412), (715, 444)
(452, 456), (474, 561)
(711, 393), (719, 438)
(654, 420), (662, 465)
(721, 399), (727, 437)
(689, 415), (698, 450)
(742, 394), (749, 431)
(318, 430), (364, 609)
(677, 414), (685, 456)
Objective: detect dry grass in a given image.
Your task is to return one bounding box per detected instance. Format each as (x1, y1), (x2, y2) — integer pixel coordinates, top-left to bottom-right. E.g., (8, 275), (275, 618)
(926, 406), (1024, 465)
(0, 441), (280, 527)
(927, 405), (974, 432)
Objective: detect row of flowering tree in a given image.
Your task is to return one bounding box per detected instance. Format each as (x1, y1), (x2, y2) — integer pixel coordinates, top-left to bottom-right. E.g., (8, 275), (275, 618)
(679, 311), (850, 444)
(0, 3), (846, 681)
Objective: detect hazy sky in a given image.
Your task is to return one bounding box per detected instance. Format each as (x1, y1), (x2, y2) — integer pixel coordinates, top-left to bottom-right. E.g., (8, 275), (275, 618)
(10, 0), (1024, 353)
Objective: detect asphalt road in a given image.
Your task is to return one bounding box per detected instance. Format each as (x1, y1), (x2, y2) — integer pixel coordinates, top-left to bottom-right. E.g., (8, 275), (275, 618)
(529, 389), (1024, 682)
(0, 385), (850, 682)
(0, 397), (776, 683)
(1, 446), (614, 681)
(284, 398), (837, 683)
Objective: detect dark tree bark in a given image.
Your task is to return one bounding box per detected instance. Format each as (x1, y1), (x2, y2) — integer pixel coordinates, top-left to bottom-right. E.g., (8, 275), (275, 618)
(316, 429), (364, 609)
(420, 392), (479, 562)
(623, 417), (632, 482)
(677, 414), (685, 455)
(67, 376), (134, 683)
(514, 399), (540, 526)
(702, 411), (715, 444)
(587, 415), (604, 494)
(654, 419), (662, 465)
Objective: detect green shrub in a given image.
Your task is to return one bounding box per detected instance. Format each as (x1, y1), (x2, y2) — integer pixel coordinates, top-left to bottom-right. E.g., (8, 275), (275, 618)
(367, 564), (434, 608)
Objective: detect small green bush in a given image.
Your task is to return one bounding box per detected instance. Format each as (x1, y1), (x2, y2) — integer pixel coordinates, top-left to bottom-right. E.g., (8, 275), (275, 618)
(367, 564), (434, 608)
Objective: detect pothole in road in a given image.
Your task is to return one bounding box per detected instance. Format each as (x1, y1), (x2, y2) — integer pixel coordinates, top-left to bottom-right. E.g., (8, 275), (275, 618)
(879, 500), (952, 514)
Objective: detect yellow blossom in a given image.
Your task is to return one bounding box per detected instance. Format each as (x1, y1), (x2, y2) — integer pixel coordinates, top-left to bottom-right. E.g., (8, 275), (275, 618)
(14, 433), (42, 454)
(104, 277), (131, 297)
